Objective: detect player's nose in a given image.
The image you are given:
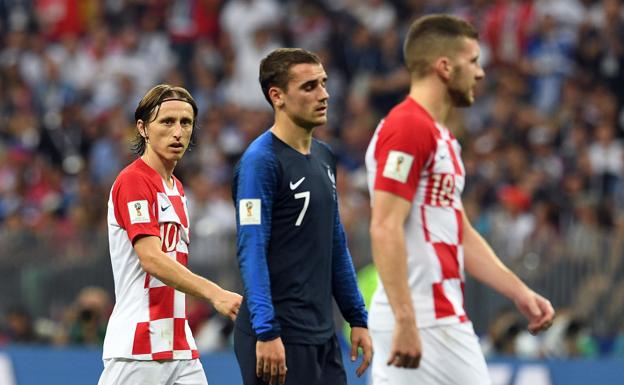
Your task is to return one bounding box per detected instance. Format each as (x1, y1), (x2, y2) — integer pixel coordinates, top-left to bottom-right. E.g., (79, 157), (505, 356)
(172, 122), (183, 138)
(476, 66), (485, 80)
(319, 85), (329, 101)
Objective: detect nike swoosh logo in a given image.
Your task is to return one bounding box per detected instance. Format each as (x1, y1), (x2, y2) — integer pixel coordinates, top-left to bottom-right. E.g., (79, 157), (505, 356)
(160, 205), (171, 212)
(289, 177), (305, 190)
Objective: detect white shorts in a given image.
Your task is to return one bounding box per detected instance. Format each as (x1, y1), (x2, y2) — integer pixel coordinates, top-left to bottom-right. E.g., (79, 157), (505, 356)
(98, 358), (208, 385)
(370, 322), (491, 385)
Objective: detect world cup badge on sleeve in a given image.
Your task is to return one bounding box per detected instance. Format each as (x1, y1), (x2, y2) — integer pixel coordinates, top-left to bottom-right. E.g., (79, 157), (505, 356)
(128, 200), (151, 224)
(240, 199), (261, 225)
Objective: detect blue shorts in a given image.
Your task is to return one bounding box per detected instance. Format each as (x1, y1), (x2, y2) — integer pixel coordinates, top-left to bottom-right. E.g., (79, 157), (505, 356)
(234, 328), (346, 385)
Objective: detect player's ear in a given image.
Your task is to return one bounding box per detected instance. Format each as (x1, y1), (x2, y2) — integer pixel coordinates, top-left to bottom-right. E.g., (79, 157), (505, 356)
(269, 86), (284, 108)
(434, 56), (452, 81)
(137, 120), (148, 140)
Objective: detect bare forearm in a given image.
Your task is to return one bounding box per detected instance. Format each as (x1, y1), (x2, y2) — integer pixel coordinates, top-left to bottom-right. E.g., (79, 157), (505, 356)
(140, 249), (222, 303)
(371, 224), (415, 323)
(463, 222), (529, 300)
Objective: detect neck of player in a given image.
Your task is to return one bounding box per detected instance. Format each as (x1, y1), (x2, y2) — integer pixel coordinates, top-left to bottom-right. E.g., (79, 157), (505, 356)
(141, 150), (176, 188)
(408, 76), (453, 124)
(270, 115), (314, 155)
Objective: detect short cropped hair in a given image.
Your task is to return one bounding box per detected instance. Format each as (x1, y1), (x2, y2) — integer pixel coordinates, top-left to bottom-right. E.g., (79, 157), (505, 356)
(259, 48), (321, 107)
(403, 14), (478, 78)
(132, 84), (198, 155)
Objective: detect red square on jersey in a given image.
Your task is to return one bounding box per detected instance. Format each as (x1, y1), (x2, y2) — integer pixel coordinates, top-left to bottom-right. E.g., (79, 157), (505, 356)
(176, 251), (188, 266)
(433, 243), (460, 279)
(132, 322), (151, 355)
(432, 282), (456, 319)
(173, 318), (190, 350)
(149, 286), (175, 320)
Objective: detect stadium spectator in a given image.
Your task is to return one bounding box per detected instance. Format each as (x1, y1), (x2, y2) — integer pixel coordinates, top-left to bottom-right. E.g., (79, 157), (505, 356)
(0, 305), (46, 345)
(54, 286), (110, 346)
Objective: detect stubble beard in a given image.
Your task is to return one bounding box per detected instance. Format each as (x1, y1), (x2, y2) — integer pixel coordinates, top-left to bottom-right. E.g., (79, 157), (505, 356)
(448, 67), (475, 108)
(448, 78), (474, 108)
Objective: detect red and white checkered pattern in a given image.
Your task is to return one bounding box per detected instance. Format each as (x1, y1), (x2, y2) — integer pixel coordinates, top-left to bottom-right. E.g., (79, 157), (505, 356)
(103, 158), (199, 360)
(365, 97), (469, 329)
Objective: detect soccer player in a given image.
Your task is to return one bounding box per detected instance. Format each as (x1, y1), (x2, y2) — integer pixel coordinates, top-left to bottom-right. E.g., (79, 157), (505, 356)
(365, 15), (555, 385)
(233, 48), (373, 385)
(98, 84), (242, 385)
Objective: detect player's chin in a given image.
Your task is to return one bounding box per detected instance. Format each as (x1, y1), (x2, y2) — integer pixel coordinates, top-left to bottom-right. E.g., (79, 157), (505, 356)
(313, 115), (327, 126)
(168, 151), (186, 161)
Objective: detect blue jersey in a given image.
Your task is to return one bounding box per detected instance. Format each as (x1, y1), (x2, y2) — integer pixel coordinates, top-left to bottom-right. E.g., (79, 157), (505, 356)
(233, 130), (367, 344)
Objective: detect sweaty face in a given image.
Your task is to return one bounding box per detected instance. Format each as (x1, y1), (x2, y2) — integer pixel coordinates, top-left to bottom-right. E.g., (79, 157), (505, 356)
(141, 100), (194, 164)
(447, 38), (485, 107)
(279, 63), (329, 130)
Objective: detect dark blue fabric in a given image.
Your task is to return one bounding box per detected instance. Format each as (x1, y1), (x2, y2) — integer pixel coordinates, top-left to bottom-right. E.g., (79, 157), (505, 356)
(331, 202), (368, 329)
(234, 328), (347, 385)
(233, 131), (281, 340)
(233, 130), (367, 344)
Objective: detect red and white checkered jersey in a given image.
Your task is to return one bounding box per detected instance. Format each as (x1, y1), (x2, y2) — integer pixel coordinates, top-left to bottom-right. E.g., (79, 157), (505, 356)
(102, 158), (199, 360)
(365, 97), (468, 330)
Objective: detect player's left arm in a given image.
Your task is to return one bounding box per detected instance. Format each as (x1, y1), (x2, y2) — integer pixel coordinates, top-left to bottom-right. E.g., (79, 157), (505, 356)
(462, 210), (554, 334)
(331, 194), (372, 377)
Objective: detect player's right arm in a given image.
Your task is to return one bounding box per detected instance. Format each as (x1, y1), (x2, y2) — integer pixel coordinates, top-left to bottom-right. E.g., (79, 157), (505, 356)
(233, 141), (286, 385)
(369, 113), (436, 368)
(370, 191), (421, 368)
(133, 236), (241, 320)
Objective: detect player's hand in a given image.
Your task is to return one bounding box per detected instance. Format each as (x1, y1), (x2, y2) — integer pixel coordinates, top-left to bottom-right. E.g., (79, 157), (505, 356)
(514, 289), (554, 335)
(387, 319), (421, 368)
(212, 289), (242, 321)
(256, 337), (287, 385)
(350, 326), (373, 377)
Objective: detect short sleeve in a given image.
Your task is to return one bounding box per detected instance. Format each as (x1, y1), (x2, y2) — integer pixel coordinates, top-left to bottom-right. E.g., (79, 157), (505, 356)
(373, 114), (437, 202)
(112, 173), (161, 243)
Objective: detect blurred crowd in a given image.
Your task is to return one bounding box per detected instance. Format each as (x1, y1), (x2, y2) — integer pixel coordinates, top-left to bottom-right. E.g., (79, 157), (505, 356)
(1, 0), (624, 358)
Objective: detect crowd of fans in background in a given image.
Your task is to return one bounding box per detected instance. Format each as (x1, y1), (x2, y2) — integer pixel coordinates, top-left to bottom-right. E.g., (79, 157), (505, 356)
(2, 0), (624, 359)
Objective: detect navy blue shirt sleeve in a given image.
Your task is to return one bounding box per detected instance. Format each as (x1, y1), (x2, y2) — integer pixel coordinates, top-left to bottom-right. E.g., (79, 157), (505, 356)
(331, 179), (368, 329)
(234, 141), (282, 341)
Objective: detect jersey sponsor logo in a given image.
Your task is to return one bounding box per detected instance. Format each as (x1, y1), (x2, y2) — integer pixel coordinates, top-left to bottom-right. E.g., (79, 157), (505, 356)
(239, 199), (261, 225)
(128, 200), (150, 224)
(289, 177), (305, 190)
(383, 150), (414, 183)
(160, 204), (171, 212)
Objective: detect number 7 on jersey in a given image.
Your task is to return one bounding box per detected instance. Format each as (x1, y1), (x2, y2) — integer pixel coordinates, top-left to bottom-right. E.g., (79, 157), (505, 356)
(294, 191), (310, 226)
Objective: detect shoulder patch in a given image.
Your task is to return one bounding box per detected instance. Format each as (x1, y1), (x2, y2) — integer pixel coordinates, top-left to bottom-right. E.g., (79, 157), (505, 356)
(239, 199), (261, 225)
(128, 200), (151, 224)
(383, 150), (414, 183)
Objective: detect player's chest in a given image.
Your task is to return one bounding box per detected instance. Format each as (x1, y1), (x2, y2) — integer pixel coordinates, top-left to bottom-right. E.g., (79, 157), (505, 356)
(422, 139), (466, 203)
(429, 138), (464, 175)
(274, 158), (336, 222)
(156, 192), (189, 243)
